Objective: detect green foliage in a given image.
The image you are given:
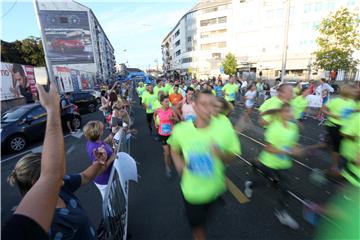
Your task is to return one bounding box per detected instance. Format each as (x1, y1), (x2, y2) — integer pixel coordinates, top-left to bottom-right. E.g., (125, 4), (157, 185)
(1, 36), (45, 66)
(313, 7), (360, 71)
(222, 53), (237, 76)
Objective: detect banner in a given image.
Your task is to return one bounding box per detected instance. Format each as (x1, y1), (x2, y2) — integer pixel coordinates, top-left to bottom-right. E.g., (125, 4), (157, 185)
(54, 66), (74, 93)
(71, 69), (81, 92)
(80, 72), (94, 90)
(1, 62), (37, 101)
(38, 10), (94, 64)
(307, 95), (323, 108)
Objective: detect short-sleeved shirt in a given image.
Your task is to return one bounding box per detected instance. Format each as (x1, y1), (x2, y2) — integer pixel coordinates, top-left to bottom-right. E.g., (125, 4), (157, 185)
(222, 83), (239, 101)
(86, 141), (113, 185)
(169, 93), (183, 106)
(291, 95), (308, 120)
(142, 93), (157, 114)
(326, 97), (357, 126)
(259, 120), (299, 170)
(50, 174), (96, 240)
(245, 90), (257, 107)
(340, 112), (360, 163)
(259, 96), (284, 124)
(167, 120), (239, 204)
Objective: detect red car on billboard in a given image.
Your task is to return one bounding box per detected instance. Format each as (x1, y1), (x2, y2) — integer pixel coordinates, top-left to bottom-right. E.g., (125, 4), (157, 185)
(51, 39), (85, 53)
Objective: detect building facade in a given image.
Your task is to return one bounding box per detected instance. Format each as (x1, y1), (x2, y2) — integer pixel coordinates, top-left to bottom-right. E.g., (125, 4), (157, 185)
(162, 0), (360, 80)
(36, 0), (116, 84)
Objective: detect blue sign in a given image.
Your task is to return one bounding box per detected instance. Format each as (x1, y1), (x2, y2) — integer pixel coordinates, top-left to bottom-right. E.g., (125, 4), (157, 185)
(220, 66), (224, 74)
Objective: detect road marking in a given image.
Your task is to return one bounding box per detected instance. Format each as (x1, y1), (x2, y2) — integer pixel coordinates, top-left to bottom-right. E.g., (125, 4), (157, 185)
(226, 177), (250, 204)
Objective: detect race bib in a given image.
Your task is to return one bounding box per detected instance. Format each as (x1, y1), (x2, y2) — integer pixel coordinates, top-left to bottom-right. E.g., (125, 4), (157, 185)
(148, 103), (152, 110)
(185, 115), (196, 122)
(229, 93), (235, 99)
(188, 152), (214, 177)
(277, 146), (291, 161)
(341, 108), (353, 119)
(161, 123), (172, 135)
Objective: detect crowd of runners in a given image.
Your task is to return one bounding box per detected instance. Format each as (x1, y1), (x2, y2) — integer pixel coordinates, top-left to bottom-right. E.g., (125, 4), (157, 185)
(2, 76), (359, 240)
(137, 76), (359, 240)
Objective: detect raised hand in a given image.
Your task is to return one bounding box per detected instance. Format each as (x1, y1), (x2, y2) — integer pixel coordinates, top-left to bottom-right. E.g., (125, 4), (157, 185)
(36, 83), (60, 113)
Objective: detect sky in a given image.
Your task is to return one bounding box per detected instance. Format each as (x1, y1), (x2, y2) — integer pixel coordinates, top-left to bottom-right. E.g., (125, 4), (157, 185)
(1, 0), (198, 70)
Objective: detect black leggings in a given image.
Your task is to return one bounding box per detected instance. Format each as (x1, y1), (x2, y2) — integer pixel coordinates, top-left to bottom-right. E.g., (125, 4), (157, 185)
(146, 113), (154, 132)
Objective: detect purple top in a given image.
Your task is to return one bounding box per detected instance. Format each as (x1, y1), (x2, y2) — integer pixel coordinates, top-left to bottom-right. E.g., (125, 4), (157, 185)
(86, 140), (114, 185)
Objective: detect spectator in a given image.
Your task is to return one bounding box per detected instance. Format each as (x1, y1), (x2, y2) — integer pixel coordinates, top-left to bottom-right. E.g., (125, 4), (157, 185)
(169, 84), (183, 106)
(316, 78), (334, 98)
(2, 83), (65, 239)
(61, 92), (76, 133)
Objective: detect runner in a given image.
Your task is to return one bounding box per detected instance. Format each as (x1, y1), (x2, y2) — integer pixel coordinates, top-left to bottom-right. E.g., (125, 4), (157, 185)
(244, 103), (304, 229)
(259, 83), (293, 126)
(142, 85), (158, 135)
(154, 80), (163, 99)
(291, 88), (311, 121)
(222, 77), (239, 106)
(136, 82), (146, 105)
(153, 94), (178, 178)
(176, 87), (196, 122)
(169, 84), (183, 106)
(321, 84), (357, 173)
(168, 89), (240, 240)
(244, 84), (257, 121)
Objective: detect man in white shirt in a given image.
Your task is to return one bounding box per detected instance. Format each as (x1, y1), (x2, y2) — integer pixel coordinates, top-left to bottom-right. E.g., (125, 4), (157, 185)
(315, 78), (334, 98)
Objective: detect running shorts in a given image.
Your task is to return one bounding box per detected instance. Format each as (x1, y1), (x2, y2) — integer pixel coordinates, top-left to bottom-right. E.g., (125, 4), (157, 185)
(159, 135), (169, 145)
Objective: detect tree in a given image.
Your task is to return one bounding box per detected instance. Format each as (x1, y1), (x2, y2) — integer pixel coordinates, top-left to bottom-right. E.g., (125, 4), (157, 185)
(0, 36), (45, 66)
(313, 7), (360, 72)
(222, 53), (237, 76)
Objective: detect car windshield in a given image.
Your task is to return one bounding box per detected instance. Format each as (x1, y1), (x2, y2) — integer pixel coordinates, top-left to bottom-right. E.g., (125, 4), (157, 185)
(1, 107), (29, 123)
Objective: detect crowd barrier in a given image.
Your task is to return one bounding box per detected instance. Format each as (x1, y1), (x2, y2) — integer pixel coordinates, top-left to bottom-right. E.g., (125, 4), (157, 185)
(101, 82), (137, 240)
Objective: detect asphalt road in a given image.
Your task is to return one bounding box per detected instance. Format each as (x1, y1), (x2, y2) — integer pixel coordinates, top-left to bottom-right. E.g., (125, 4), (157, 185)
(1, 97), (344, 239)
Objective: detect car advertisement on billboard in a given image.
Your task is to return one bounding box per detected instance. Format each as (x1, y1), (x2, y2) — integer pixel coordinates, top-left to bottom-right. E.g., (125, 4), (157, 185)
(39, 10), (94, 64)
(1, 62), (37, 102)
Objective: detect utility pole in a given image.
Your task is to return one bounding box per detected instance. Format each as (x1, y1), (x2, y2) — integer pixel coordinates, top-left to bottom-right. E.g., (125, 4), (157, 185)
(280, 0), (291, 82)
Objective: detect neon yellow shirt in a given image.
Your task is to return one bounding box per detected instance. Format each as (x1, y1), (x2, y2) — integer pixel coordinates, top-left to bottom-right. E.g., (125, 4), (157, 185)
(142, 93), (157, 113)
(259, 96), (284, 124)
(154, 86), (161, 99)
(326, 97), (357, 126)
(259, 120), (299, 170)
(136, 86), (146, 96)
(291, 95), (308, 120)
(340, 112), (360, 187)
(167, 121), (227, 204)
(222, 83), (239, 101)
(141, 90), (149, 104)
(292, 87), (300, 97)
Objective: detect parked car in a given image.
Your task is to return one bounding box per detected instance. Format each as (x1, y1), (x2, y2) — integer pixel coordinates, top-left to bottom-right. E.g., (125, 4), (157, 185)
(1, 103), (81, 153)
(83, 90), (101, 104)
(68, 92), (98, 113)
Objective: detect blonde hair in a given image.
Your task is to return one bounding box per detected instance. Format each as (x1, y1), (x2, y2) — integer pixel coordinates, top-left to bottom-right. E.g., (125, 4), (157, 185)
(340, 84), (354, 98)
(83, 120), (104, 141)
(8, 153), (42, 196)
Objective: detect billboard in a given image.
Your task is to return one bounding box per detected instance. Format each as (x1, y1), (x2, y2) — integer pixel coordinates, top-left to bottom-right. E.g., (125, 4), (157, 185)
(54, 66), (74, 93)
(38, 10), (94, 64)
(1, 62), (37, 102)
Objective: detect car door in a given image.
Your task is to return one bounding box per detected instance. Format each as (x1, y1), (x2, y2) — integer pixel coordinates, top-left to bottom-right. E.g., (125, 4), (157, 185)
(23, 106), (47, 141)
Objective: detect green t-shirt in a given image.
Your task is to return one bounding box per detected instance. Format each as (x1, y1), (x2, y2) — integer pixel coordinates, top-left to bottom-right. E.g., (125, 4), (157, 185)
(222, 83), (239, 101)
(167, 121), (227, 204)
(259, 96), (284, 124)
(292, 87), (300, 97)
(154, 85), (161, 99)
(210, 114), (241, 155)
(142, 93), (157, 113)
(326, 97), (357, 126)
(317, 186), (360, 239)
(291, 95), (308, 120)
(340, 112), (360, 187)
(259, 120), (299, 170)
(141, 90), (149, 104)
(136, 86), (146, 96)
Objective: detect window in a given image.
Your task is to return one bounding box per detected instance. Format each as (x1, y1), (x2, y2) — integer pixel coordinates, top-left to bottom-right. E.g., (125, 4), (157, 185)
(28, 106), (46, 120)
(175, 50), (181, 56)
(187, 47), (193, 52)
(212, 53), (221, 59)
(304, 4), (312, 13)
(187, 36), (192, 42)
(203, 7), (217, 13)
(315, 2), (322, 12)
(174, 29), (180, 37)
(218, 16), (227, 24)
(175, 40), (180, 47)
(218, 42), (226, 48)
(200, 18), (217, 27)
(182, 57), (192, 63)
(200, 42), (226, 50)
(201, 32), (209, 38)
(240, 0), (246, 2)
(200, 29), (227, 38)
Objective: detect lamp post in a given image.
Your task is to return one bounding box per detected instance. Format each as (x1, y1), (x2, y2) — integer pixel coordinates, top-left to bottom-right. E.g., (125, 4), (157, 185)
(280, 0), (291, 83)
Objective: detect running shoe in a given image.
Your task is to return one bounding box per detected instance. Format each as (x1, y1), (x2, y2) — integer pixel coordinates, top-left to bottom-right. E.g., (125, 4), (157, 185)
(244, 181), (253, 198)
(274, 210), (299, 230)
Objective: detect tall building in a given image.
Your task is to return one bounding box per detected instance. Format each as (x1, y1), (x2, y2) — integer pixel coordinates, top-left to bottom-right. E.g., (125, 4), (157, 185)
(162, 0), (360, 80)
(36, 0), (116, 85)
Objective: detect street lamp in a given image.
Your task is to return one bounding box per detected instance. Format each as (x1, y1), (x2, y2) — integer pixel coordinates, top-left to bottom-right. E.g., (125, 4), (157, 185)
(280, 0), (291, 83)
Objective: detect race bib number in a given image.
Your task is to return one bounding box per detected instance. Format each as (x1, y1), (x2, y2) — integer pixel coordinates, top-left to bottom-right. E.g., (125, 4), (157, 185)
(148, 103), (152, 110)
(188, 152), (214, 177)
(277, 147), (291, 161)
(161, 123), (172, 135)
(229, 93), (235, 99)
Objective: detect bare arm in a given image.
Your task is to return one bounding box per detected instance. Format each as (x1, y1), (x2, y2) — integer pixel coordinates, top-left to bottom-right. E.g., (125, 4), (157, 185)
(170, 149), (186, 175)
(15, 83), (65, 231)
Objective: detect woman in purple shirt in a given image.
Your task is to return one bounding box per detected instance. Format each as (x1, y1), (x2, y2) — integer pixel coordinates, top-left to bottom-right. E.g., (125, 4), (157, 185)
(83, 120), (115, 200)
